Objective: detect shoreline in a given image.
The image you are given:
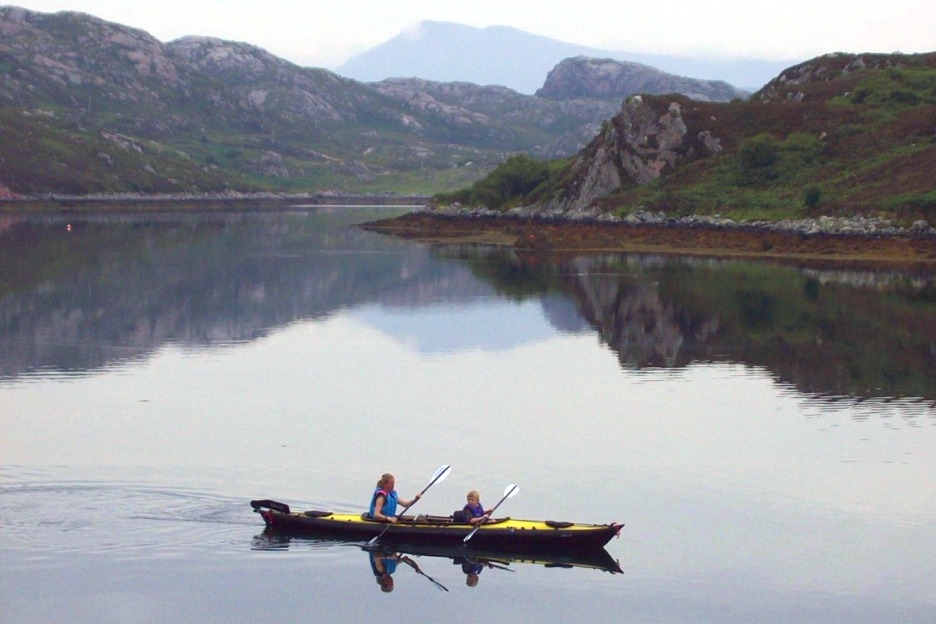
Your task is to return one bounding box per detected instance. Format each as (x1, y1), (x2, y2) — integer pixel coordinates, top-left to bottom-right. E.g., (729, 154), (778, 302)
(3, 195), (934, 267)
(0, 193), (428, 213)
(362, 211), (936, 268)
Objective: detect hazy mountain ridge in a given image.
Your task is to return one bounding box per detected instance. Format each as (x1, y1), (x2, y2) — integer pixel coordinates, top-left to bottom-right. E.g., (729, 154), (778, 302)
(336, 20), (796, 93)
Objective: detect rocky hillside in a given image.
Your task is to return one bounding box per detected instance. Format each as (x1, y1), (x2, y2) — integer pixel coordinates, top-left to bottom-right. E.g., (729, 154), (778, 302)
(435, 52), (936, 226)
(537, 57), (748, 102)
(369, 77), (619, 158)
(0, 6), (752, 196)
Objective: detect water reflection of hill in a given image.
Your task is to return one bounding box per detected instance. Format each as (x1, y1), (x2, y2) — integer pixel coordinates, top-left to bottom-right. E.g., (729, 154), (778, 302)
(2, 211), (934, 404)
(0, 210), (491, 378)
(456, 248), (936, 403)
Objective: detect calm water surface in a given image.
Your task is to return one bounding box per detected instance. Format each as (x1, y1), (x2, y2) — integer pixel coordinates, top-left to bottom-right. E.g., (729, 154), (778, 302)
(1, 207), (935, 623)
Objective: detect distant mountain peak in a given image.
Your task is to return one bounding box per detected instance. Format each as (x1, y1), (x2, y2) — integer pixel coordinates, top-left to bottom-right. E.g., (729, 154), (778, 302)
(336, 21), (797, 93)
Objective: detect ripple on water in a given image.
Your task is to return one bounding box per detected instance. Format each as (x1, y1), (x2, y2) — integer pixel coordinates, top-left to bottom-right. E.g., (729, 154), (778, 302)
(0, 474), (258, 559)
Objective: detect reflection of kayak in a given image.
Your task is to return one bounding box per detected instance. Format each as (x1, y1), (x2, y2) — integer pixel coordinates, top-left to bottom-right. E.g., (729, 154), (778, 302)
(251, 499), (623, 550)
(251, 529), (623, 574)
(371, 540), (623, 574)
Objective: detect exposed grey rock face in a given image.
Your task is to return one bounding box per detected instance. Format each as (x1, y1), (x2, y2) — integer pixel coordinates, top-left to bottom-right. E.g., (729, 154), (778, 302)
(537, 57), (749, 102)
(0, 7), (364, 129)
(529, 96), (723, 215)
(0, 7), (184, 102)
(616, 99), (690, 184)
(256, 151), (289, 178)
(571, 142), (622, 214)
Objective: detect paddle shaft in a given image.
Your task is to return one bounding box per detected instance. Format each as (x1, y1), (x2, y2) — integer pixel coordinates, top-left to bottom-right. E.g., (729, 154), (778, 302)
(402, 557), (449, 592)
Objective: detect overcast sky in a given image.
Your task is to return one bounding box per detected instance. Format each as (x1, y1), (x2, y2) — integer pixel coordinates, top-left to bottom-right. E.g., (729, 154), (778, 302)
(10, 0), (935, 69)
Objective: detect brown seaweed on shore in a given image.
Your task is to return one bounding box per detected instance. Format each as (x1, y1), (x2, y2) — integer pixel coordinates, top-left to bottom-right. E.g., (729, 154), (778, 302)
(361, 212), (936, 268)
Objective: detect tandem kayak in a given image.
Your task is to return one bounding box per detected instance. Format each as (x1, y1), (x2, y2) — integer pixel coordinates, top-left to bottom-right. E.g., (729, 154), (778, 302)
(250, 499), (623, 550)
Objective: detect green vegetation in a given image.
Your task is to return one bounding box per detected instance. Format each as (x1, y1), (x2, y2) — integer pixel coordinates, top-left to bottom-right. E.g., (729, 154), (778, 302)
(733, 131), (823, 186)
(846, 67), (936, 107)
(434, 55), (936, 225)
(0, 109), (237, 194)
(434, 155), (561, 210)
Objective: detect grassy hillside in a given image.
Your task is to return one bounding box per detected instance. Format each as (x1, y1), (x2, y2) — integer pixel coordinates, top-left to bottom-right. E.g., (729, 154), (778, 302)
(439, 53), (936, 225)
(616, 62), (936, 222)
(0, 108), (239, 194)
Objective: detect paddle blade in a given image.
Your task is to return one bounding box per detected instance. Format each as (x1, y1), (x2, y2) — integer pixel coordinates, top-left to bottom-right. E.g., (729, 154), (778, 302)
(503, 484), (519, 498)
(430, 464), (452, 487)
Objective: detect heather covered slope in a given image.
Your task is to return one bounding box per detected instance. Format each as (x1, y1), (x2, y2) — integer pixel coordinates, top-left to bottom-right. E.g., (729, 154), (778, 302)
(436, 52), (936, 227)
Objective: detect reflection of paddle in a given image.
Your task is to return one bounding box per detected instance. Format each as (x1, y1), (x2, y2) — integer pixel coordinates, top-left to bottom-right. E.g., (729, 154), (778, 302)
(463, 484), (519, 543)
(399, 555), (449, 592)
(481, 560), (514, 572)
(463, 557), (514, 572)
(367, 464), (452, 545)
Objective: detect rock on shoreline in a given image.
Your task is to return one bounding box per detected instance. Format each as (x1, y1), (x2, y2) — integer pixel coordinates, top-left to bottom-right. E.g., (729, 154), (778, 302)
(363, 209), (936, 266)
(425, 203), (935, 237)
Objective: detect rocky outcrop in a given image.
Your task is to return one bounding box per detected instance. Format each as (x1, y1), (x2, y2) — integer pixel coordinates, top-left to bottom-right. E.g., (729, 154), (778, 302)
(165, 36), (348, 123)
(0, 7), (364, 129)
(527, 95), (722, 215)
(255, 151), (289, 178)
(0, 7), (185, 104)
(755, 51), (936, 102)
(538, 57), (749, 102)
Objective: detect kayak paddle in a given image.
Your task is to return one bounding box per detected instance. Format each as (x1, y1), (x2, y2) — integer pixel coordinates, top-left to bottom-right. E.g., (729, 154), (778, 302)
(367, 464), (452, 545)
(400, 555), (449, 592)
(463, 484), (519, 543)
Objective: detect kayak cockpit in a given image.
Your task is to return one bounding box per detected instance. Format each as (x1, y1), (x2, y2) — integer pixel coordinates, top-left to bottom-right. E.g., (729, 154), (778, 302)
(251, 501), (509, 526)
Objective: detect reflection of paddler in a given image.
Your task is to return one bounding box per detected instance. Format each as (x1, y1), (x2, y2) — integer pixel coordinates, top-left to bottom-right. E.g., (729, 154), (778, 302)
(369, 549), (449, 593)
(454, 556), (491, 588)
(369, 550), (400, 592)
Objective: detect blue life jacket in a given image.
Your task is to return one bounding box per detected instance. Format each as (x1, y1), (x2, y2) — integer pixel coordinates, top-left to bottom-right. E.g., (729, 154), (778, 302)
(370, 551), (398, 577)
(464, 502), (485, 518)
(454, 557), (484, 575)
(369, 487), (399, 518)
